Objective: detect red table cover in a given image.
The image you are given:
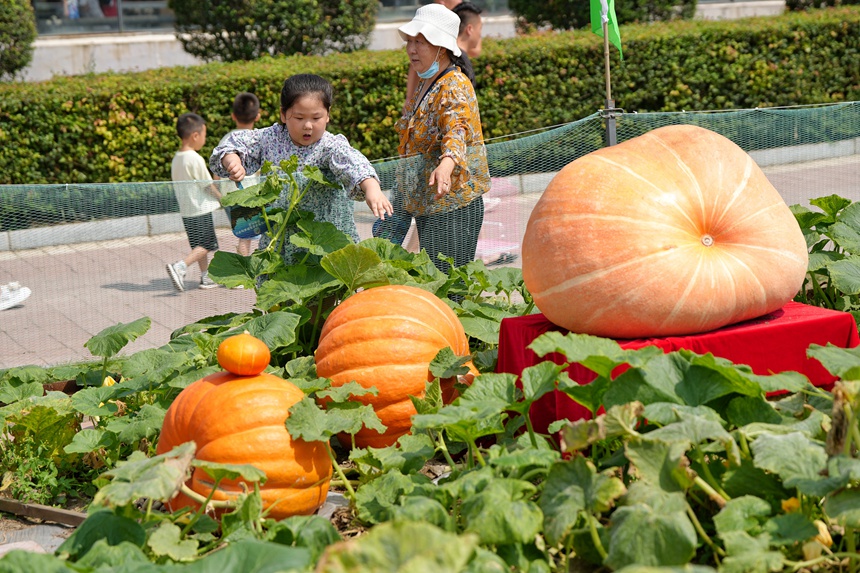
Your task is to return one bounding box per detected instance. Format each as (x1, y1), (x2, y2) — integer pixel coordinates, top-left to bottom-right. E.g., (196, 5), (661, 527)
(496, 302), (860, 433)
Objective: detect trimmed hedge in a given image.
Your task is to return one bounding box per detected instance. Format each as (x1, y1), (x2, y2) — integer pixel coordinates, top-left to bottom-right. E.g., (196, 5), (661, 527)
(0, 7), (858, 185)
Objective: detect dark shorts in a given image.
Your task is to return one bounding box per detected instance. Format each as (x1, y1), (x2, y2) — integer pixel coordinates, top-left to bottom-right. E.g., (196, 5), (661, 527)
(182, 213), (219, 252)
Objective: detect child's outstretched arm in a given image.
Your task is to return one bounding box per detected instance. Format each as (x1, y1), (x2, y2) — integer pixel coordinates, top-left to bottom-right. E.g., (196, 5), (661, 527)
(360, 178), (393, 220)
(221, 153), (246, 182)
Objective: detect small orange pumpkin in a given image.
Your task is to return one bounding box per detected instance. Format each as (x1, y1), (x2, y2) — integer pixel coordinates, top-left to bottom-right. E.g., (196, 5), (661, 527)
(521, 125), (808, 338)
(156, 335), (331, 519)
(217, 331), (271, 376)
(314, 285), (471, 448)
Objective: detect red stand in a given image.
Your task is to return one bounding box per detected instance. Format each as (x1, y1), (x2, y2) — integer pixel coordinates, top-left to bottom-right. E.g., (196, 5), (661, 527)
(497, 302), (860, 434)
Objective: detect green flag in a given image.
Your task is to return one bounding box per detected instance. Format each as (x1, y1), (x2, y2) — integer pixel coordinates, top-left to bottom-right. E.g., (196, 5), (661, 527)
(590, 0), (623, 59)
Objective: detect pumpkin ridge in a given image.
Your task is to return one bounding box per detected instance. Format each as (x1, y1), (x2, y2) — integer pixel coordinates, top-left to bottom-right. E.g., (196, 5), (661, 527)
(323, 314), (463, 348)
(539, 247), (696, 296)
(712, 157), (754, 229)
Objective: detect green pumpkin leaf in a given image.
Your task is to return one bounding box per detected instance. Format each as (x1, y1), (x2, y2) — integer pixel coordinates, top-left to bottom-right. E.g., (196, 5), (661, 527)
(354, 471), (430, 525)
(321, 244), (389, 292)
(75, 539), (149, 568)
(459, 315), (502, 345)
(764, 512), (818, 546)
(557, 373), (609, 416)
(64, 427), (118, 454)
(540, 456), (626, 546)
(193, 459), (267, 485)
(428, 347), (472, 380)
(93, 443), (195, 507)
(460, 478), (543, 545)
(147, 522), (199, 561)
(287, 396), (385, 442)
(84, 317), (151, 359)
(827, 256), (860, 295)
(256, 265), (339, 309)
(625, 437), (693, 492)
(807, 344), (860, 380)
(57, 510), (147, 559)
(719, 531), (784, 573)
(208, 250), (257, 289)
(714, 495), (771, 536)
(529, 331), (659, 378)
(228, 311), (301, 351)
(350, 433), (436, 474)
(70, 385), (120, 417)
(604, 486), (697, 569)
(184, 538), (312, 571)
(809, 194), (851, 220)
(458, 372), (520, 409)
(519, 361), (565, 403)
(267, 515), (341, 563)
(750, 432), (832, 496)
(824, 489), (860, 528)
(642, 403), (724, 426)
(389, 496), (455, 531)
(292, 219), (352, 257)
(318, 520), (477, 571)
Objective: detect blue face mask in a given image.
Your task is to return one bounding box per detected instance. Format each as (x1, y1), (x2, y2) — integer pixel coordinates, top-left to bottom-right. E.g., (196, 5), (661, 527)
(417, 48), (441, 79)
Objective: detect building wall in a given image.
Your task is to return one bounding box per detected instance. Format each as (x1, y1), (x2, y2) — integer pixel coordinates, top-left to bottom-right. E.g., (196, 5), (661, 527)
(20, 2), (785, 83)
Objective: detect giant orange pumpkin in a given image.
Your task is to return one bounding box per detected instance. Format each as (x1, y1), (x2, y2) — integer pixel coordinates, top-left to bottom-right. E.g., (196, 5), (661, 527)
(521, 125), (808, 338)
(156, 334), (331, 520)
(314, 285), (472, 449)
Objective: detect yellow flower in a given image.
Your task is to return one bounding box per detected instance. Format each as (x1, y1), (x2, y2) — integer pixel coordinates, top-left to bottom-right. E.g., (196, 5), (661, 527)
(781, 497), (801, 513)
(102, 376), (117, 387)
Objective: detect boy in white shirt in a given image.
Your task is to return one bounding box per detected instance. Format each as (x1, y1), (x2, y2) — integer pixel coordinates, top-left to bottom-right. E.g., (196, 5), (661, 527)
(166, 112), (222, 291)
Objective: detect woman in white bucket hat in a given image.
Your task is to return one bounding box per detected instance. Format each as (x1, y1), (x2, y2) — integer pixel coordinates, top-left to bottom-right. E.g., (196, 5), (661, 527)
(389, 3), (490, 278)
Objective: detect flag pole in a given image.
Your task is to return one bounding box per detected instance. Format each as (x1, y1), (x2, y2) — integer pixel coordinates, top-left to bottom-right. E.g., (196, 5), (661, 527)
(602, 19), (617, 146)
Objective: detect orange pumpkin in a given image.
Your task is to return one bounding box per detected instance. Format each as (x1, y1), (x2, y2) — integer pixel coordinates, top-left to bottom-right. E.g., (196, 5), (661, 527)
(156, 336), (331, 520)
(314, 285), (472, 448)
(216, 331), (271, 376)
(521, 125), (808, 338)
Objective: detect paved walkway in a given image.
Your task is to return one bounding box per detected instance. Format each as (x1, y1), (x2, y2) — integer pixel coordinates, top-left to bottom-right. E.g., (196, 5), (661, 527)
(0, 230), (258, 369)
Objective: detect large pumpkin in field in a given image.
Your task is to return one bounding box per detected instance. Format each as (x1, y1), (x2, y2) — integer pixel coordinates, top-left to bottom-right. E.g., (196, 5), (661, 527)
(314, 285), (472, 449)
(156, 333), (331, 520)
(521, 124), (808, 338)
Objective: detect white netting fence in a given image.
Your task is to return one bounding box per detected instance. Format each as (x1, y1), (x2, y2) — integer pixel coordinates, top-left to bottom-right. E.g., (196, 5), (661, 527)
(1, 102), (859, 368)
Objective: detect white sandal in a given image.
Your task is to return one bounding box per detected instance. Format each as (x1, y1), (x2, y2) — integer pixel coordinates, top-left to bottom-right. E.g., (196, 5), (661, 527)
(0, 282), (32, 311)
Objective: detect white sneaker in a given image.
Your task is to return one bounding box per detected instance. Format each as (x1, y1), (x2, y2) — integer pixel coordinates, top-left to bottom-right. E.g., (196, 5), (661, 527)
(199, 274), (219, 289)
(166, 262), (186, 291)
(0, 282), (32, 311)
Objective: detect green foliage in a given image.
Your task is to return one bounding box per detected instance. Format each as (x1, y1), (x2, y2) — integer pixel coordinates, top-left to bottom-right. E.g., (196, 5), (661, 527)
(792, 194), (860, 326)
(1, 8), (859, 185)
(0, 0), (36, 82)
(508, 0), (696, 32)
(168, 0), (378, 62)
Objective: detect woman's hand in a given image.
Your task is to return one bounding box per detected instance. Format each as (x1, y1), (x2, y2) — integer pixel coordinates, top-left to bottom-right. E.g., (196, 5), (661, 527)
(361, 179), (394, 219)
(221, 153), (246, 182)
(429, 156), (456, 200)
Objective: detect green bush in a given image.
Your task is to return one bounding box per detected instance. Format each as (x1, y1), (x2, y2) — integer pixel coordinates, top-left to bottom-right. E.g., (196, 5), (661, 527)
(0, 0), (37, 81)
(168, 0), (378, 62)
(508, 0), (697, 32)
(0, 7), (858, 185)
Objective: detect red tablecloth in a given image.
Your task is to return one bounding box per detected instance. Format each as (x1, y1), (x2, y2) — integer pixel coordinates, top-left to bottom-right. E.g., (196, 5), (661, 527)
(497, 302), (860, 433)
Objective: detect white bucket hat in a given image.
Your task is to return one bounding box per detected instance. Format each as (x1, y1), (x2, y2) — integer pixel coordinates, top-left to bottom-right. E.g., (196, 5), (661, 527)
(398, 4), (462, 57)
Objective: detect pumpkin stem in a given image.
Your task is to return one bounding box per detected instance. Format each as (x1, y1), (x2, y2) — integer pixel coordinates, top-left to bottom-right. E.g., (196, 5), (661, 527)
(701, 234), (715, 247)
(326, 442), (355, 499)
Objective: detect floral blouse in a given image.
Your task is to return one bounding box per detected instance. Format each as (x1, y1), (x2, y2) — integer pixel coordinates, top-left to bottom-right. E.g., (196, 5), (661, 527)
(395, 67), (490, 217)
(210, 125), (379, 263)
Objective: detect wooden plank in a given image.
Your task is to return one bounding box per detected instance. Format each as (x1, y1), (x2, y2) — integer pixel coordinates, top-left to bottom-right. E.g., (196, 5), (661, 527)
(0, 499), (87, 527)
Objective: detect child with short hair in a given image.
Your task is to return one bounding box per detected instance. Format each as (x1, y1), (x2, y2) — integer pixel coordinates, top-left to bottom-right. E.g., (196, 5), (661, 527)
(210, 74), (392, 266)
(166, 112), (222, 291)
(216, 92), (262, 258)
